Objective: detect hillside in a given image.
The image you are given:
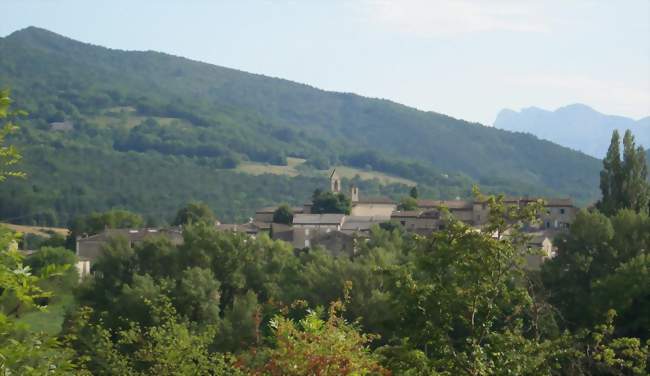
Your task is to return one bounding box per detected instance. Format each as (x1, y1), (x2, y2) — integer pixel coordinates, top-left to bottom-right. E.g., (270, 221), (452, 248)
(0, 27), (602, 225)
(494, 104), (650, 158)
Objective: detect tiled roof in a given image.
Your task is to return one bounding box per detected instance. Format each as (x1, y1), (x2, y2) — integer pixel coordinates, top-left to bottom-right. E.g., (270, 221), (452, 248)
(391, 210), (422, 218)
(356, 196), (396, 204)
(417, 200), (473, 209)
(341, 215), (388, 232)
(293, 214), (346, 225)
(256, 206), (305, 214)
(78, 228), (181, 242)
(216, 222), (259, 233)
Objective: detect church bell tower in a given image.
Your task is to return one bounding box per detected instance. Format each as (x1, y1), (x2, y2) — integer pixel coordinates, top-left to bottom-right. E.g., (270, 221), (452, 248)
(330, 169), (341, 193)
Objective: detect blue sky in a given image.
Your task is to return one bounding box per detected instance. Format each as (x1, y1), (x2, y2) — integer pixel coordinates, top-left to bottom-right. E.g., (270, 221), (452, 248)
(2, 0), (649, 125)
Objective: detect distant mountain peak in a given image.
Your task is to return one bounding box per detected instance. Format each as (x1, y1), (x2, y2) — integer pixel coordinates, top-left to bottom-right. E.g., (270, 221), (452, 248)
(6, 26), (59, 39)
(494, 104), (650, 158)
(557, 103), (596, 113)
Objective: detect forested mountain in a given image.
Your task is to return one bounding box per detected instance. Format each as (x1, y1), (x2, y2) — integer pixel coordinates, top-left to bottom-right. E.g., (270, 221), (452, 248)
(494, 104), (650, 158)
(0, 27), (602, 225)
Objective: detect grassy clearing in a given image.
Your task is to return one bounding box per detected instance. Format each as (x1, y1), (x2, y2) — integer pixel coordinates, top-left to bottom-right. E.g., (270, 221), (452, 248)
(17, 292), (75, 335)
(236, 157), (307, 177)
(86, 107), (189, 129)
(235, 158), (415, 186)
(327, 165), (416, 186)
(1, 223), (68, 237)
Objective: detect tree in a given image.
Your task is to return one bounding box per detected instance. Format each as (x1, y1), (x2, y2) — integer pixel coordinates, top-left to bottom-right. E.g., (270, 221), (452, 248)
(409, 186), (418, 199)
(25, 246), (79, 292)
(598, 129), (649, 215)
(272, 204), (293, 224)
(398, 196), (418, 211)
(70, 209), (145, 237)
(311, 190), (351, 214)
(245, 299), (389, 375)
(173, 201), (216, 226)
(0, 90), (84, 374)
(0, 89), (25, 182)
(384, 190), (562, 374)
(70, 299), (242, 375)
(621, 130), (649, 214)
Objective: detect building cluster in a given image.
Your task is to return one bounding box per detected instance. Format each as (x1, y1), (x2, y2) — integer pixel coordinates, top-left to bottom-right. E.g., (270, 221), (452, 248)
(76, 170), (578, 275)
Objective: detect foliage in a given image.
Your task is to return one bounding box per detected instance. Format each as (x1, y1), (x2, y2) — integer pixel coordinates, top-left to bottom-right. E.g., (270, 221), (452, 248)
(397, 196), (418, 211)
(20, 192), (646, 375)
(382, 192), (553, 374)
(245, 299), (389, 375)
(172, 201), (216, 226)
(272, 204), (293, 224)
(0, 316), (85, 375)
(70, 299), (243, 375)
(71, 209), (144, 237)
(598, 130), (649, 215)
(0, 89), (25, 182)
(25, 246), (79, 292)
(0, 226), (81, 374)
(409, 186), (418, 199)
(541, 209), (650, 338)
(311, 189), (351, 214)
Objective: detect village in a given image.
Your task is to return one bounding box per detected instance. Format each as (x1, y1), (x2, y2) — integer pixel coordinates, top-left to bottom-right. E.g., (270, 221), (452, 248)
(75, 169), (578, 275)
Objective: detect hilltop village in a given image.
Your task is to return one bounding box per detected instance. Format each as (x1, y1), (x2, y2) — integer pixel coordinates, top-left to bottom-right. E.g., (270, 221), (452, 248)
(76, 170), (578, 275)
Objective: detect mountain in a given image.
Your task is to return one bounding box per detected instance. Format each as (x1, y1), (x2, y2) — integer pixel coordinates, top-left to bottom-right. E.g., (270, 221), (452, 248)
(0, 27), (602, 225)
(494, 104), (650, 158)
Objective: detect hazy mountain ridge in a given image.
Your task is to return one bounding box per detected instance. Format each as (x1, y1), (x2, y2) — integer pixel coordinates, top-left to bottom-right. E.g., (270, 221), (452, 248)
(494, 104), (649, 158)
(0, 27), (603, 224)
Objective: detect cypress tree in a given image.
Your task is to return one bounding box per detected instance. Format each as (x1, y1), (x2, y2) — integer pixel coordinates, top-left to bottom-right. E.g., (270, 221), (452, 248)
(598, 129), (649, 215)
(598, 130), (622, 215)
(621, 130), (649, 213)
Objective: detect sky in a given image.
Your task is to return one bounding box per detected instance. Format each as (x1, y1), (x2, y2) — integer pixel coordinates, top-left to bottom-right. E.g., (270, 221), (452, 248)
(2, 0), (649, 125)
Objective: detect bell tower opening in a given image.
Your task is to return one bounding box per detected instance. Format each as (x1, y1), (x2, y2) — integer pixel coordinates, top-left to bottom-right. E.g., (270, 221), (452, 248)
(330, 169), (341, 193)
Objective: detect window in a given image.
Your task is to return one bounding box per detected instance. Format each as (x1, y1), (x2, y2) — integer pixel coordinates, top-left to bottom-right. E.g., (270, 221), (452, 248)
(560, 208), (565, 214)
(400, 221), (406, 226)
(304, 240), (310, 247)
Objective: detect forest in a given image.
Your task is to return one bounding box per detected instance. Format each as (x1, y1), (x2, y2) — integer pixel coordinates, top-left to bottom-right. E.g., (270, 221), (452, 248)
(0, 27), (604, 226)
(2, 84), (650, 374)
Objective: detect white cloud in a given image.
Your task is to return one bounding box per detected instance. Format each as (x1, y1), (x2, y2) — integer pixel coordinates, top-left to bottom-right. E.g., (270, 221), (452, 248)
(361, 0), (551, 37)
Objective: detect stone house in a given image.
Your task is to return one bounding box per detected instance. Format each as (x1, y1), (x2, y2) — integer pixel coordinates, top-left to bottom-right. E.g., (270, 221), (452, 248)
(417, 199), (476, 225)
(291, 213), (346, 249)
(310, 231), (357, 257)
(391, 209), (443, 232)
(340, 215), (390, 235)
(524, 232), (556, 270)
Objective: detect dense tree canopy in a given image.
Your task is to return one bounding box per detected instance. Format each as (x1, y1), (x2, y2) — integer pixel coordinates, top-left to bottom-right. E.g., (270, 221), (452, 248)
(598, 130), (649, 215)
(311, 189), (351, 214)
(272, 204), (293, 224)
(173, 201), (216, 226)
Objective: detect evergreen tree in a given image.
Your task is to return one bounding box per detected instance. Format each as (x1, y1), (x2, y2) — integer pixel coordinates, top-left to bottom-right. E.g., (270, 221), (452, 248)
(621, 130), (649, 214)
(598, 129), (649, 215)
(409, 186), (418, 199)
(598, 130), (622, 215)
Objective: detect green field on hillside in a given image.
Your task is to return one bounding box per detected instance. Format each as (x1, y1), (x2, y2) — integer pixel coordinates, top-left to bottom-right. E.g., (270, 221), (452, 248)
(235, 157), (417, 186)
(86, 107), (189, 129)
